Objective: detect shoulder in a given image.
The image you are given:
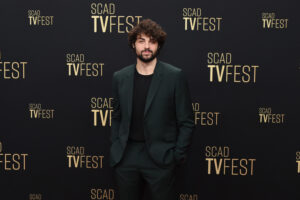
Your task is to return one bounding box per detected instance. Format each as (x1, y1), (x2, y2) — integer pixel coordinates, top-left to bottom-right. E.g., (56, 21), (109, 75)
(159, 61), (187, 82)
(159, 60), (182, 74)
(113, 63), (134, 79)
(159, 61), (191, 89)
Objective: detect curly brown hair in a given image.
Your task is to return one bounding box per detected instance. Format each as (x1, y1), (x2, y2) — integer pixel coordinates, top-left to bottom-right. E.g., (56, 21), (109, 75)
(128, 19), (167, 50)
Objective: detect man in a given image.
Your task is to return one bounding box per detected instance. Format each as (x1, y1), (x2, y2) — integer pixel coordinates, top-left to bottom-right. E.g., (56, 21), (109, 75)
(110, 18), (195, 200)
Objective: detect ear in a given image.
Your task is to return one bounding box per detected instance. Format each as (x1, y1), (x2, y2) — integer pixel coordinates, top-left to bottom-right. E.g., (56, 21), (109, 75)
(132, 43), (135, 49)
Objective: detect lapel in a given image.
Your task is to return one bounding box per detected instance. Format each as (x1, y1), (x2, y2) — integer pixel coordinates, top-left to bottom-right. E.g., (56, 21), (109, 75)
(125, 59), (163, 121)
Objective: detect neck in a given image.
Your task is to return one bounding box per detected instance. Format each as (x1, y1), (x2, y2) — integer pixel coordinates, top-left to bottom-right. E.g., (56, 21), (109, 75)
(136, 57), (157, 75)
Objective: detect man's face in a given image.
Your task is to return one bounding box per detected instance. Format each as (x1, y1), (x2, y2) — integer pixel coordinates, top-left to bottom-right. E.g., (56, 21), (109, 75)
(133, 33), (159, 63)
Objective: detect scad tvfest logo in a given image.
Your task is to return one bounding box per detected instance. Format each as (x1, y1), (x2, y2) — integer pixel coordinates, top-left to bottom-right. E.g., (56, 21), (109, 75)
(205, 146), (256, 175)
(90, 2), (142, 33)
(66, 54), (104, 77)
(262, 13), (288, 29)
(28, 10), (54, 26)
(207, 52), (259, 83)
(29, 103), (55, 119)
(66, 146), (104, 169)
(183, 8), (222, 31)
(258, 107), (285, 124)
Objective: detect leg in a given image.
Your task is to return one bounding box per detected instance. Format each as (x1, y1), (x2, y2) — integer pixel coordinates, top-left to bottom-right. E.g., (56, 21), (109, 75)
(141, 165), (176, 200)
(113, 165), (143, 200)
(112, 141), (145, 200)
(138, 145), (177, 200)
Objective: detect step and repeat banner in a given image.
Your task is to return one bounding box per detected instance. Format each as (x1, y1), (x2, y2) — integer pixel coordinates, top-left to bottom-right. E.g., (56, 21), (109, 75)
(0, 0), (299, 199)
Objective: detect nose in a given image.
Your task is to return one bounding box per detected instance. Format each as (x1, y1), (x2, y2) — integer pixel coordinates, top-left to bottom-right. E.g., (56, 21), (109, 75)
(145, 41), (150, 48)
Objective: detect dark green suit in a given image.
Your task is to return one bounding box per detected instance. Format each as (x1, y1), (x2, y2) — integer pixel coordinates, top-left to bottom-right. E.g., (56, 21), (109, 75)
(110, 60), (195, 168)
(110, 60), (195, 200)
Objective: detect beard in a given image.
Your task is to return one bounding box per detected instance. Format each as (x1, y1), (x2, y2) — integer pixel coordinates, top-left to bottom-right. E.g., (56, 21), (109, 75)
(136, 48), (160, 63)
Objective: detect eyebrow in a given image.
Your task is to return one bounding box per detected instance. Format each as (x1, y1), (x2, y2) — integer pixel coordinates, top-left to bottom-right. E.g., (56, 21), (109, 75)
(137, 37), (156, 41)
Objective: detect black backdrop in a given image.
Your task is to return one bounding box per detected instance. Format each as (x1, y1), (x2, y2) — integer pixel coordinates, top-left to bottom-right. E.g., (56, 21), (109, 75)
(0, 0), (299, 200)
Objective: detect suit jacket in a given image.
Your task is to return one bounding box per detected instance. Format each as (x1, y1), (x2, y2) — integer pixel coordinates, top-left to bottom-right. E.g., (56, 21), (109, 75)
(109, 59), (195, 168)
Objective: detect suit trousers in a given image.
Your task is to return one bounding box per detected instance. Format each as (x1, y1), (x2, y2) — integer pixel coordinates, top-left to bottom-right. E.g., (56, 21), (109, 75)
(112, 139), (177, 200)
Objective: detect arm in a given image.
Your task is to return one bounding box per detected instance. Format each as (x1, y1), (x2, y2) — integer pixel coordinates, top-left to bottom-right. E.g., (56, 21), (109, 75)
(174, 70), (195, 164)
(111, 72), (121, 143)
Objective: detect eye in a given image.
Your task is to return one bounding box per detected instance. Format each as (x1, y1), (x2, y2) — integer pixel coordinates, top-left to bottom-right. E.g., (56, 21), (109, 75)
(150, 39), (156, 43)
